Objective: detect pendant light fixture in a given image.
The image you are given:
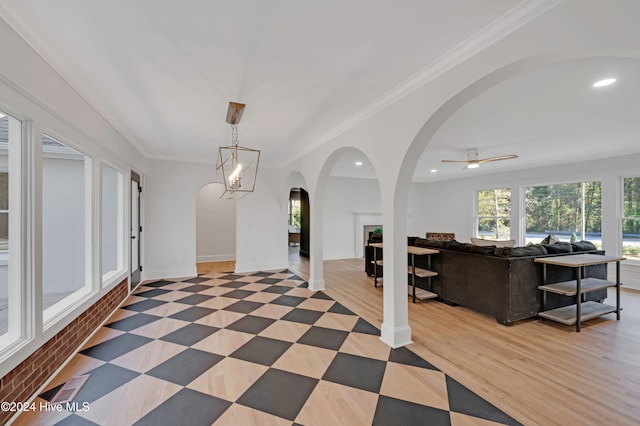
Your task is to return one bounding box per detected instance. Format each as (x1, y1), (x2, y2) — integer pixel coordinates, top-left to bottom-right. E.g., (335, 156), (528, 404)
(216, 102), (260, 199)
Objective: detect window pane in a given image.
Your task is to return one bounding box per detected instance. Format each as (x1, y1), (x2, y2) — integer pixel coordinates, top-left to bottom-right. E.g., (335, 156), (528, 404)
(42, 134), (87, 314)
(477, 188), (511, 240)
(525, 182), (601, 243)
(102, 165), (123, 279)
(0, 173), (7, 248)
(622, 178), (640, 261)
(623, 177), (640, 218)
(0, 110), (20, 342)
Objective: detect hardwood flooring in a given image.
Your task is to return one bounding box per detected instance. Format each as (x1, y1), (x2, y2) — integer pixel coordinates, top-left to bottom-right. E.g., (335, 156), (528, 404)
(196, 261), (236, 275)
(288, 250), (640, 425)
(17, 264), (518, 425)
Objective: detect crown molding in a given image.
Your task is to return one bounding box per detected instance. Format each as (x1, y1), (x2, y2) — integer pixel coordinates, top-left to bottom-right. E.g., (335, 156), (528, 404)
(0, 2), (153, 160)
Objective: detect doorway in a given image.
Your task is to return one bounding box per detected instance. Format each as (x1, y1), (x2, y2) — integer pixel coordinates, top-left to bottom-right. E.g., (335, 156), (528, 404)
(130, 171), (141, 290)
(287, 187), (309, 257)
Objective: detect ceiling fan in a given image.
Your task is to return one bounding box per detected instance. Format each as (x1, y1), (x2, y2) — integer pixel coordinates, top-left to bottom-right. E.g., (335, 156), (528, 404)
(441, 149), (518, 169)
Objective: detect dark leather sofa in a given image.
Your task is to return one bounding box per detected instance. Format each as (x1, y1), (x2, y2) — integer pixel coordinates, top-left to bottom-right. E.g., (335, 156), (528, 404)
(365, 237), (608, 325)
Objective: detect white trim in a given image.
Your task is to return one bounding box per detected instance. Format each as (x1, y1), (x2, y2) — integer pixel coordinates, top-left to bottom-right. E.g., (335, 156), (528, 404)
(196, 254), (236, 263)
(142, 267), (198, 282)
(100, 162), (127, 285)
(308, 279), (325, 291)
(380, 323), (412, 348)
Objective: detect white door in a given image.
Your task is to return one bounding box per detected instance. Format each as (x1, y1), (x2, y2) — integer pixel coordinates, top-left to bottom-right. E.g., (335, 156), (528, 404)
(130, 172), (141, 289)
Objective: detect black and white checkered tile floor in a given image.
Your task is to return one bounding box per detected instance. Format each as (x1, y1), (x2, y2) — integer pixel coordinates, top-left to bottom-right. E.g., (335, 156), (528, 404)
(18, 270), (521, 425)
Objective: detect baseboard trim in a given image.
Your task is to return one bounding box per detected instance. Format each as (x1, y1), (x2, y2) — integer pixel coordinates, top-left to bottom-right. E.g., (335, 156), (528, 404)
(380, 323), (412, 348)
(196, 254), (236, 263)
(142, 267), (198, 281)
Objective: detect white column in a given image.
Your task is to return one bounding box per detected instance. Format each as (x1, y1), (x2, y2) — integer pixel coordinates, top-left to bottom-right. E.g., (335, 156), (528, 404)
(379, 193), (412, 348)
(308, 191), (325, 291)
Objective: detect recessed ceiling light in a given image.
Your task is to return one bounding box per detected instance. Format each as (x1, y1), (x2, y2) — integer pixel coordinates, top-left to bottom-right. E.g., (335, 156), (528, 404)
(355, 161), (363, 166)
(592, 78), (616, 88)
(430, 169), (438, 173)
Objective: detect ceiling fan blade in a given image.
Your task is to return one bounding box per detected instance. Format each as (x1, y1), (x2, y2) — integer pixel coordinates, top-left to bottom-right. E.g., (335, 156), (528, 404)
(477, 154), (518, 164)
(440, 159), (471, 163)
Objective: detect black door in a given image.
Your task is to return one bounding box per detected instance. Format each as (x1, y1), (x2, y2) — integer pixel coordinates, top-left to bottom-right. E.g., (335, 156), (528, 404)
(299, 189), (310, 258)
(130, 171), (142, 289)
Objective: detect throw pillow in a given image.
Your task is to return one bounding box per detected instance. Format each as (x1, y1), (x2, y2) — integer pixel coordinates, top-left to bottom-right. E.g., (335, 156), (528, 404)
(541, 234), (560, 244)
(414, 238), (447, 249)
(445, 240), (473, 252)
(543, 242), (573, 254)
(470, 237), (516, 248)
(510, 245), (548, 257)
(571, 240), (598, 252)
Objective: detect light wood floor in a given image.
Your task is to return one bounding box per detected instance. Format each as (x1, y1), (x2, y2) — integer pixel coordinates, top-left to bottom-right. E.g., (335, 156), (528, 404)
(196, 261), (236, 274)
(288, 250), (640, 425)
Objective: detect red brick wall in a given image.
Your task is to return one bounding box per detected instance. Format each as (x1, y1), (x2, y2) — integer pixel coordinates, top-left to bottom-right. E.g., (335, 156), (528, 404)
(0, 279), (128, 424)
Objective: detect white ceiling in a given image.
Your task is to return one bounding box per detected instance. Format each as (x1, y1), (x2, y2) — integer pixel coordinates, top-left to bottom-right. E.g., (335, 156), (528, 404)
(411, 55), (640, 181)
(1, 1), (639, 182)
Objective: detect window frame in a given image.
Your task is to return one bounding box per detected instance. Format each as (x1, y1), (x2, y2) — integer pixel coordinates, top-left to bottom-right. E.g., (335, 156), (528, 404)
(621, 176), (640, 264)
(40, 131), (95, 329)
(523, 178), (603, 245)
(101, 161), (126, 286)
(0, 107), (26, 353)
(475, 187), (512, 241)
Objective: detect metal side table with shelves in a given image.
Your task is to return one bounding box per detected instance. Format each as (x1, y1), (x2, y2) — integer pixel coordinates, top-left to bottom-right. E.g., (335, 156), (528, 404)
(534, 253), (624, 332)
(369, 243), (439, 302)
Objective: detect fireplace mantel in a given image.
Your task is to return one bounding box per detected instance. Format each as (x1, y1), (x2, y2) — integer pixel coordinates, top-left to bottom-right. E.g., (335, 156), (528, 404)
(354, 212), (382, 258)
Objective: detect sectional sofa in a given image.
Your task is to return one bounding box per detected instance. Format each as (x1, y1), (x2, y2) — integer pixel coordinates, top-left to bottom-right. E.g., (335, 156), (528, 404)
(366, 237), (608, 325)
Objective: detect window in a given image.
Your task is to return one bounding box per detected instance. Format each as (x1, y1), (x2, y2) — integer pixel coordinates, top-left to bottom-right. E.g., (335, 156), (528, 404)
(102, 164), (124, 282)
(0, 110), (21, 347)
(622, 177), (640, 261)
(476, 188), (511, 240)
(0, 172), (7, 251)
(42, 134), (90, 321)
(288, 190), (301, 230)
(525, 181), (602, 244)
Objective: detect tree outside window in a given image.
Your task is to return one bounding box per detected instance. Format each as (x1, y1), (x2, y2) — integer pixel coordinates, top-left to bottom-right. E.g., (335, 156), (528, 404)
(525, 181), (601, 244)
(288, 199), (301, 230)
(477, 188), (511, 240)
(622, 177), (640, 260)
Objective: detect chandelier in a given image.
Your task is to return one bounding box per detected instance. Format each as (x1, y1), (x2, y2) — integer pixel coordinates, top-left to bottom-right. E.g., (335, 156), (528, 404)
(216, 102), (260, 199)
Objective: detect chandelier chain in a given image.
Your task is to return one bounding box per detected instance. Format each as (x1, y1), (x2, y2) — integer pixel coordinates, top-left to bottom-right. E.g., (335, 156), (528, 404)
(231, 124), (239, 146)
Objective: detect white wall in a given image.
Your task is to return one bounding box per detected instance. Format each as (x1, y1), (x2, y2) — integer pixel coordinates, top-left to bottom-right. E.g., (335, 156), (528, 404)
(323, 176), (381, 259)
(143, 159), (214, 280)
(407, 181), (438, 238)
(196, 183), (236, 262)
(234, 168), (290, 273)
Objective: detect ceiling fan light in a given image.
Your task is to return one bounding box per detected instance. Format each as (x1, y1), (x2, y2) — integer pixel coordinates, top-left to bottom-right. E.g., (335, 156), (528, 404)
(592, 78), (616, 88)
(465, 163), (479, 169)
